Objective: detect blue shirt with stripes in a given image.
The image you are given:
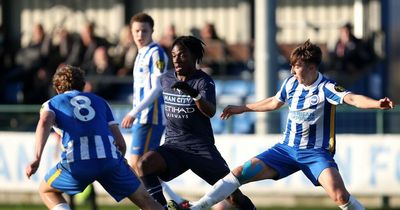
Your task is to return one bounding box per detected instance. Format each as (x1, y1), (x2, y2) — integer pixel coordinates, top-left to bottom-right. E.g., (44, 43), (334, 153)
(132, 42), (168, 125)
(275, 73), (350, 153)
(41, 90), (121, 163)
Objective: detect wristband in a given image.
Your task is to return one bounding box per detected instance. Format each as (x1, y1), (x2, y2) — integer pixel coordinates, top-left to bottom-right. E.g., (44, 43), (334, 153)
(193, 94), (202, 101)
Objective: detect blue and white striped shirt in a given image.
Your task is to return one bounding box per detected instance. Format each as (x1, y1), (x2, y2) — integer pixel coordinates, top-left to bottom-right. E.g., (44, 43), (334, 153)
(41, 90), (121, 163)
(275, 73), (350, 153)
(132, 42), (168, 125)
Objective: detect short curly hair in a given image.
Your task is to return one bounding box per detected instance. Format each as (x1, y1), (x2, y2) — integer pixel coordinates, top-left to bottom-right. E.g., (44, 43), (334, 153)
(52, 65), (85, 93)
(172, 36), (205, 64)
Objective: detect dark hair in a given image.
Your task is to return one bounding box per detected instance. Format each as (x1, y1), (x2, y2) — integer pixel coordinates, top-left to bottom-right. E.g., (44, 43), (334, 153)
(290, 39), (322, 67)
(53, 65), (86, 93)
(172, 36), (205, 64)
(130, 12), (154, 29)
(342, 22), (353, 32)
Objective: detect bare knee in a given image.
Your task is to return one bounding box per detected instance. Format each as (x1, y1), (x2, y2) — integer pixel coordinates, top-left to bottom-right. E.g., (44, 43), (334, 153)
(137, 151), (165, 176)
(137, 156), (152, 176)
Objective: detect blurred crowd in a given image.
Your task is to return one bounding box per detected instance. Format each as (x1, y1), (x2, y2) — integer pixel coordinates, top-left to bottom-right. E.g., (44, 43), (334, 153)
(1, 22), (136, 104)
(0, 21), (378, 105)
(0, 22), (256, 105)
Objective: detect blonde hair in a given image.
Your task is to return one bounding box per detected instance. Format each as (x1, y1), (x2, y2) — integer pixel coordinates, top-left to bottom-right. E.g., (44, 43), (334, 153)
(52, 65), (86, 93)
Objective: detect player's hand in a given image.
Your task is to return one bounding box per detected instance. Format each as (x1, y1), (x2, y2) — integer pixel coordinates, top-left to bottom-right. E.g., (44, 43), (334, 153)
(171, 81), (199, 98)
(26, 159), (40, 179)
(379, 97), (395, 110)
(121, 114), (135, 128)
(220, 105), (246, 120)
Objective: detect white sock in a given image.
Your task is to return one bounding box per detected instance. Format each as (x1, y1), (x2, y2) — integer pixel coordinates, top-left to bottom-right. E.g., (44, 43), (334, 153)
(51, 203), (71, 210)
(161, 181), (184, 203)
(339, 195), (365, 210)
(191, 172), (241, 210)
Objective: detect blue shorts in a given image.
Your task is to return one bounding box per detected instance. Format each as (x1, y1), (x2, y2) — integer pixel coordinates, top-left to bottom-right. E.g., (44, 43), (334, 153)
(256, 143), (338, 186)
(44, 158), (141, 202)
(130, 123), (165, 155)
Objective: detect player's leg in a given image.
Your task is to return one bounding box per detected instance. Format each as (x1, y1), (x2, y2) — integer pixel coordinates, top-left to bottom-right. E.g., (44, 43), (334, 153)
(298, 148), (364, 210)
(130, 154), (141, 172)
(130, 123), (184, 203)
(126, 184), (164, 210)
(130, 123), (163, 172)
(161, 181), (187, 205)
(191, 158), (276, 210)
(39, 180), (71, 210)
(41, 163), (86, 210)
(98, 157), (163, 209)
(139, 145), (190, 209)
(137, 149), (169, 208)
(191, 143), (297, 210)
(318, 168), (364, 210)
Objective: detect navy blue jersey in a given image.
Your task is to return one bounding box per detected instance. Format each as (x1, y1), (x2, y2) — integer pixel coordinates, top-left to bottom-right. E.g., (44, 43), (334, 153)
(160, 70), (216, 146)
(41, 90), (121, 163)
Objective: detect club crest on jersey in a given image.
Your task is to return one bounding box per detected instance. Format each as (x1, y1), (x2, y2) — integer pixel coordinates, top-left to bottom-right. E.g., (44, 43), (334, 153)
(334, 85), (346, 92)
(310, 95), (319, 105)
(174, 88), (182, 95)
(156, 60), (165, 71)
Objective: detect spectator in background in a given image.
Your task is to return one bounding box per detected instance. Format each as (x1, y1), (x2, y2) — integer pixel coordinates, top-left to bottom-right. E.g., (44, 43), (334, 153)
(47, 28), (75, 69)
(109, 25), (137, 77)
(85, 46), (116, 100)
(67, 22), (109, 72)
(159, 24), (178, 69)
(200, 23), (221, 42)
(329, 23), (375, 86)
(15, 23), (52, 104)
(199, 23), (228, 76)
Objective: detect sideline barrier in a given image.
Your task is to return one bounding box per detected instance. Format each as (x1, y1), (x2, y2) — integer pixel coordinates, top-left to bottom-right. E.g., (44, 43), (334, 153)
(0, 132), (399, 206)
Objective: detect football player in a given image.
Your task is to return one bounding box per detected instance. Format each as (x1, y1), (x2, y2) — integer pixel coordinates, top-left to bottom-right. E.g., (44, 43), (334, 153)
(190, 40), (395, 210)
(25, 65), (163, 210)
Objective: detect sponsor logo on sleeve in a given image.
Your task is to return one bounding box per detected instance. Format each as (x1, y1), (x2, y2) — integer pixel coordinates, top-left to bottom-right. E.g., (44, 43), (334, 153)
(156, 60), (165, 71)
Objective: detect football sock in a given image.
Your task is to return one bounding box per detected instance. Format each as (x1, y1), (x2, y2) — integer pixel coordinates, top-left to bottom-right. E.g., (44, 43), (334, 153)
(230, 190), (256, 210)
(51, 203), (71, 210)
(141, 174), (167, 207)
(339, 195), (365, 210)
(191, 172), (241, 210)
(161, 181), (184, 203)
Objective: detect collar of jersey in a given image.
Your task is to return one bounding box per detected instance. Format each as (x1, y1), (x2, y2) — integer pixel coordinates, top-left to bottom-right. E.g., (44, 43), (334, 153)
(63, 90), (80, 95)
(138, 41), (157, 54)
(301, 72), (322, 90)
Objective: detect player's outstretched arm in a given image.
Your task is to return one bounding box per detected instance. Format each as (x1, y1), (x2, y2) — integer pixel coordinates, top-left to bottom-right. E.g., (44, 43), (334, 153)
(26, 111), (55, 179)
(220, 105), (247, 120)
(344, 93), (395, 110)
(221, 96), (284, 120)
